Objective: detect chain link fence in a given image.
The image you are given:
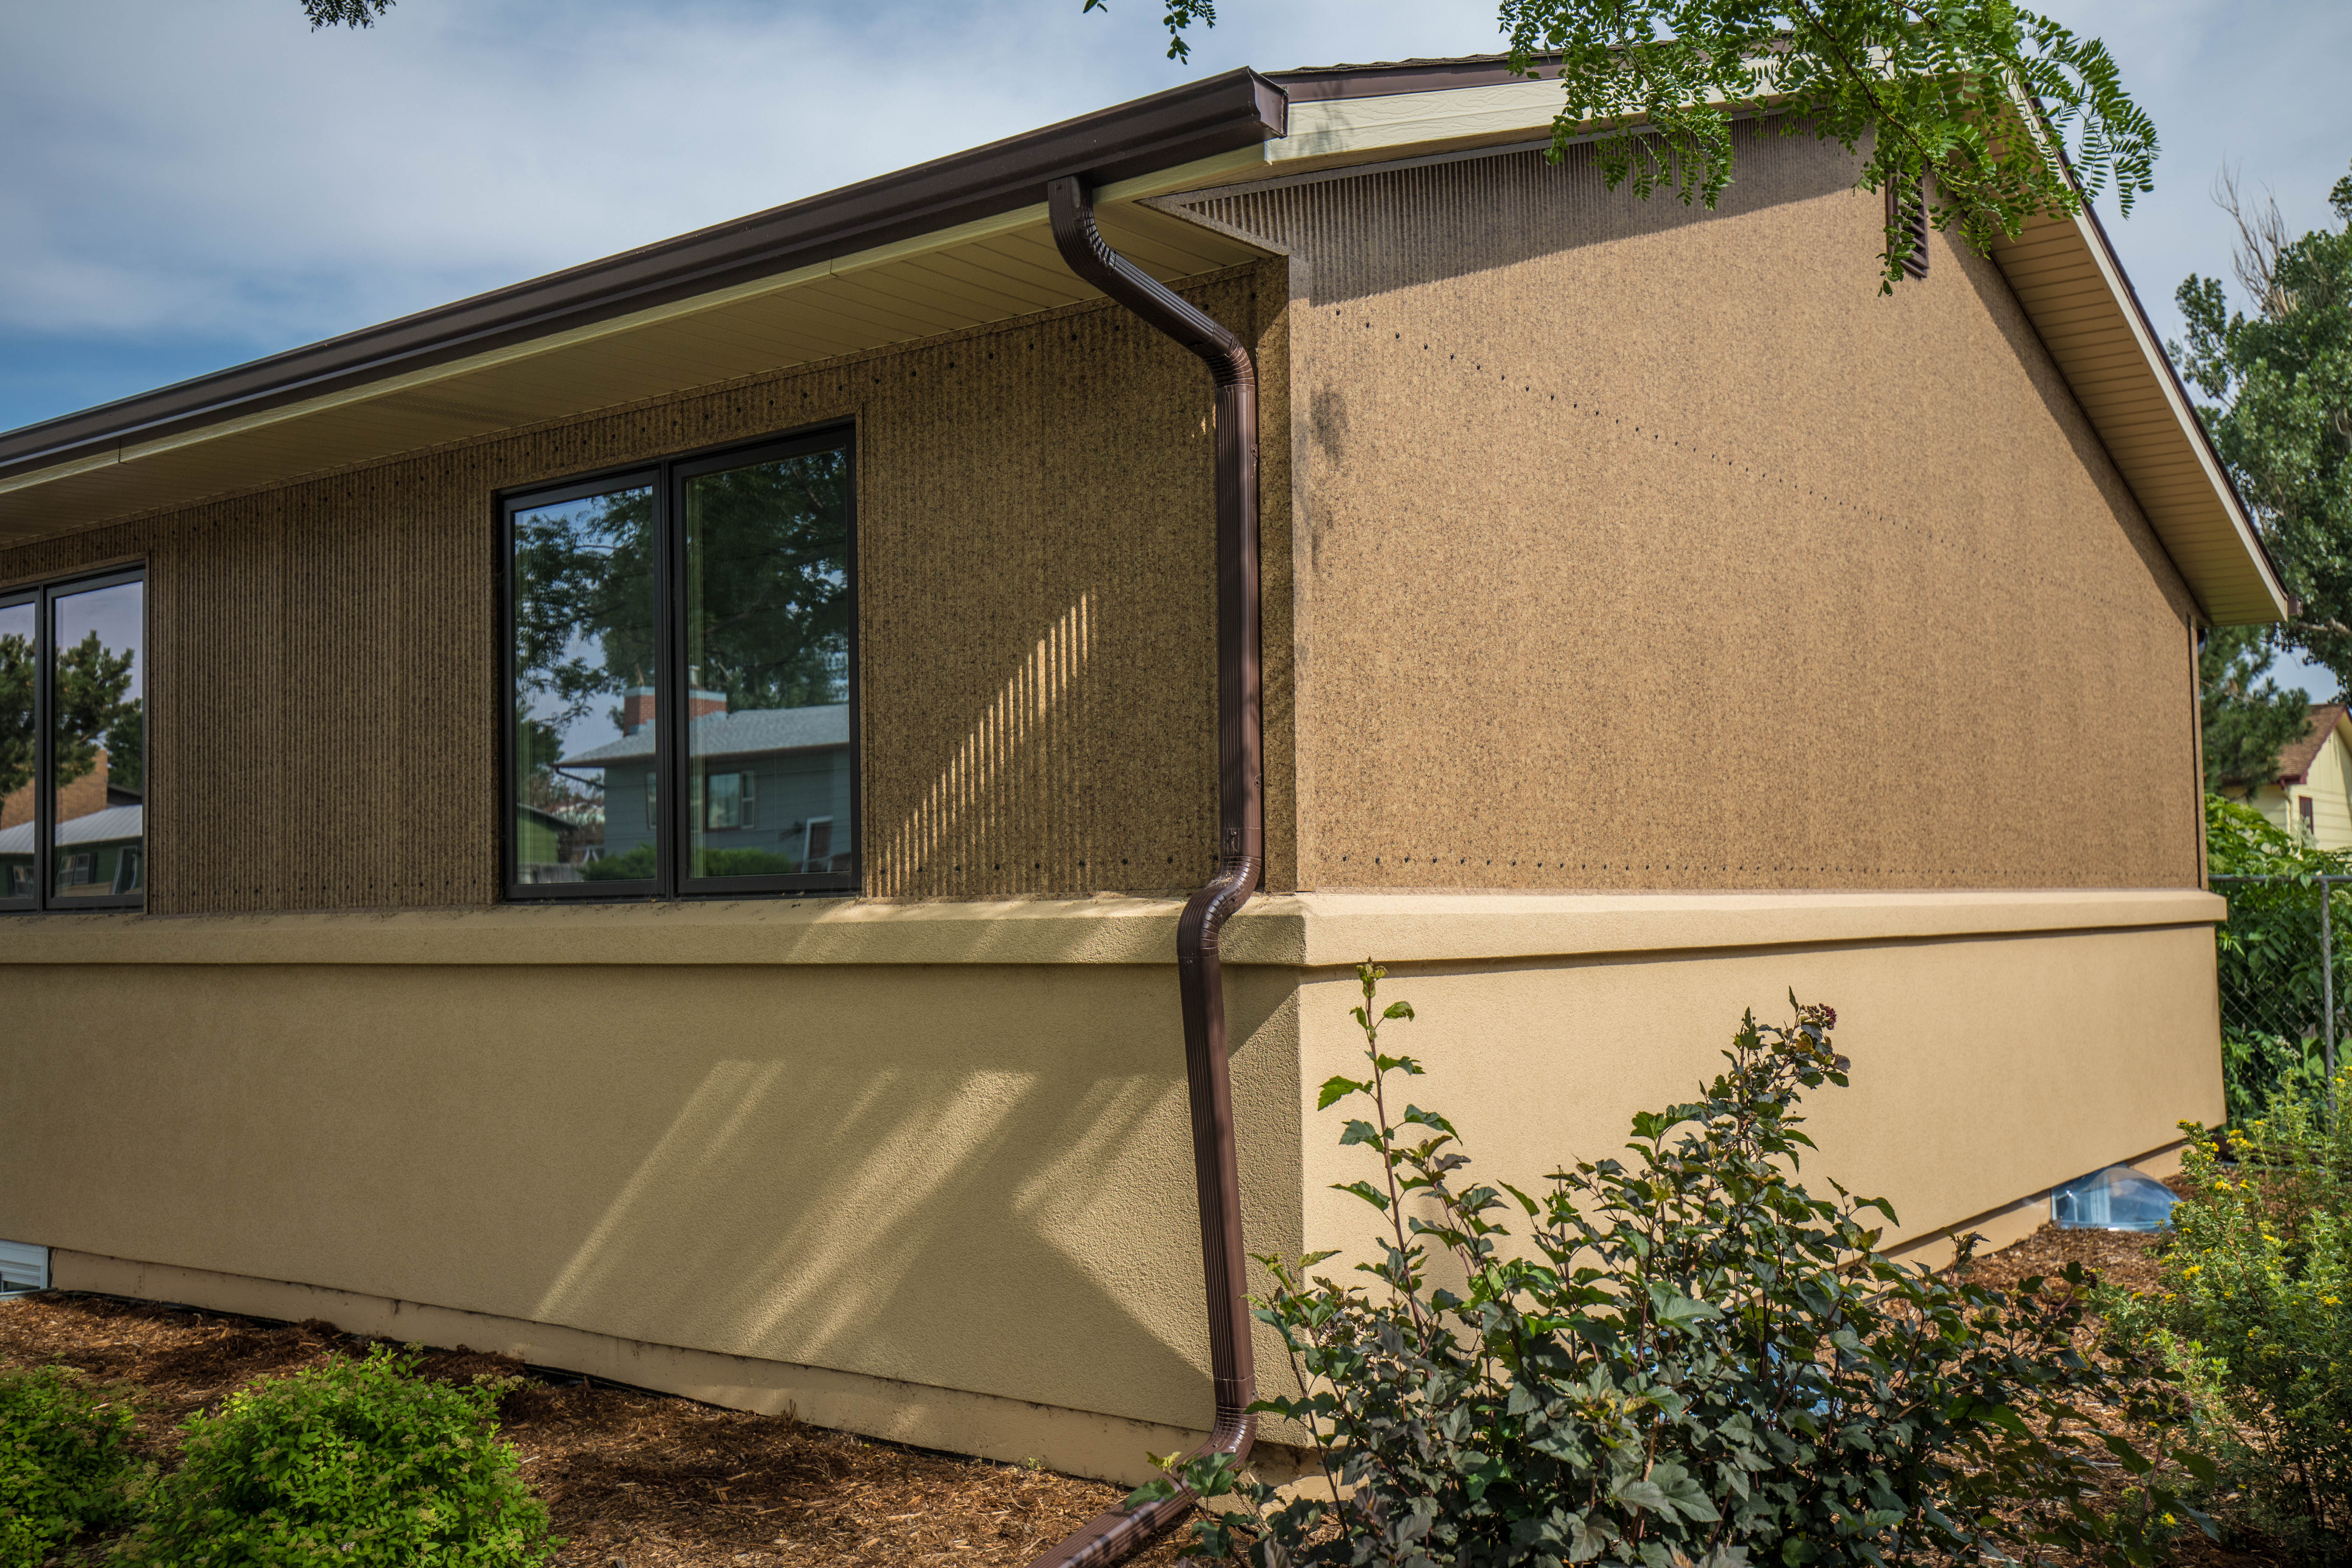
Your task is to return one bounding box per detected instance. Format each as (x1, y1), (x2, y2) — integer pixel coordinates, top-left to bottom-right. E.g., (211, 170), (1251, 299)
(2211, 874), (2345, 1125)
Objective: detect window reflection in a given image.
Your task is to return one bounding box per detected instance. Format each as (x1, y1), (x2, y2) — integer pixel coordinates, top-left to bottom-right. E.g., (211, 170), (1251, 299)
(48, 581), (143, 901)
(0, 599), (33, 902)
(509, 483), (657, 885)
(682, 450), (852, 883)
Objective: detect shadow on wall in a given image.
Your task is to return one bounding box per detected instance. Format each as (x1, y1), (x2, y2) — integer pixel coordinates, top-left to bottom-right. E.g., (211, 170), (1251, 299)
(499, 963), (1297, 1430)
(1176, 121), (1861, 308)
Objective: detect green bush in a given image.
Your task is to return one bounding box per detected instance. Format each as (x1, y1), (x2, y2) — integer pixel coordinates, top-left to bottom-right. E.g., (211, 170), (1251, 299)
(0, 1365), (146, 1567)
(2105, 1090), (2352, 1560)
(2206, 793), (2351, 1126)
(580, 842), (810, 880)
(1140, 965), (2202, 1567)
(578, 843), (652, 881)
(117, 1345), (555, 1568)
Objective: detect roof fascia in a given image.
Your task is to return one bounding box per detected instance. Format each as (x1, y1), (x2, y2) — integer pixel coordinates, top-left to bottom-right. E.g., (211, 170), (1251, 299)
(2064, 196), (2290, 623)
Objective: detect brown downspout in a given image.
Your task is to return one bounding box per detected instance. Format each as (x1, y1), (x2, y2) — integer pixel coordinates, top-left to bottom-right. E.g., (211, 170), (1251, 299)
(1029, 175), (1262, 1568)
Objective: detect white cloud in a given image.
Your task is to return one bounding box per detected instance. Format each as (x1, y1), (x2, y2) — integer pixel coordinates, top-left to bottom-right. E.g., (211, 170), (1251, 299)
(0, 0), (1493, 350)
(1, 0), (2342, 426)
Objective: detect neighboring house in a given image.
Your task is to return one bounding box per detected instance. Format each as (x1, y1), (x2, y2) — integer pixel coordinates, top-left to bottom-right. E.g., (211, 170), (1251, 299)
(2221, 702), (2352, 848)
(558, 693), (853, 879)
(0, 57), (2285, 1503)
(0, 750), (142, 900)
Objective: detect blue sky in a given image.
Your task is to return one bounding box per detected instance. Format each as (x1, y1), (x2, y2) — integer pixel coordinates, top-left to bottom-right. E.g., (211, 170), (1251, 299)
(5, 0), (2346, 675)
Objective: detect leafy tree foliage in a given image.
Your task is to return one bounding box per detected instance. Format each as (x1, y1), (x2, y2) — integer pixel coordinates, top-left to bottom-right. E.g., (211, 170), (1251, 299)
(2177, 164), (2352, 692)
(683, 454), (853, 715)
(1505, 0), (2153, 290)
(2200, 624), (2312, 793)
(1115, 0), (2152, 290)
(0, 632), (29, 802)
(0, 630), (139, 803)
(53, 630), (138, 795)
(302, 0), (393, 27)
(2205, 794), (2351, 1124)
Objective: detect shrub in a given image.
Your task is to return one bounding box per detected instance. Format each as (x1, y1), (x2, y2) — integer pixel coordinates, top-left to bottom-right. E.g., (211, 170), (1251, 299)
(0, 1364), (146, 1567)
(2104, 1086), (2352, 1560)
(2205, 793), (2351, 1126)
(1140, 965), (2202, 1567)
(117, 1344), (555, 1568)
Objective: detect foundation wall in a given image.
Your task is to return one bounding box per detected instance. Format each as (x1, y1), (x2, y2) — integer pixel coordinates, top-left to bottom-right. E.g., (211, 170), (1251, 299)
(1175, 126), (2203, 891)
(0, 891), (2219, 1474)
(0, 264), (1294, 912)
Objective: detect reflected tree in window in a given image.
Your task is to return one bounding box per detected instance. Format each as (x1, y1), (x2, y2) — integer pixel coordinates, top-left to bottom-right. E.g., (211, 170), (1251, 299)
(0, 630), (30, 801)
(685, 451), (850, 715)
(52, 632), (136, 796)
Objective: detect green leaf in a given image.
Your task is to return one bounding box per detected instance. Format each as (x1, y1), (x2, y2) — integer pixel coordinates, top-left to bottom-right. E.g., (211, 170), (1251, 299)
(1317, 1076), (1368, 1111)
(1332, 1180), (1391, 1212)
(1383, 1000), (1416, 1020)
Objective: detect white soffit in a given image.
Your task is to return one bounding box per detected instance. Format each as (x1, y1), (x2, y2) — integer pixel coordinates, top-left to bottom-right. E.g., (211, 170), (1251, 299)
(0, 177), (1266, 543)
(1989, 210), (2288, 625)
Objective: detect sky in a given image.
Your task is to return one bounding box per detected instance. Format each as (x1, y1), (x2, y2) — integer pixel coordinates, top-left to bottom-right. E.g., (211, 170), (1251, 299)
(3, 0), (2346, 664)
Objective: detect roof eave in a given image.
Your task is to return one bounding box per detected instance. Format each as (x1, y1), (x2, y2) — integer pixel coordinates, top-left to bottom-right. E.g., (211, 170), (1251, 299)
(0, 69), (1288, 487)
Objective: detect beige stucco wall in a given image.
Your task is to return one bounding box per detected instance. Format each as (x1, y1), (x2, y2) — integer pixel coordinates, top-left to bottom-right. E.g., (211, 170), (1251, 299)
(1175, 124), (2202, 892)
(0, 891), (2219, 1478)
(0, 263), (1295, 912)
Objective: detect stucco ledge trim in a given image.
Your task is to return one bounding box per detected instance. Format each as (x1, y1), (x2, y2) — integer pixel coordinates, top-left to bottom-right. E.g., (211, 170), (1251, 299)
(0, 887), (2223, 967)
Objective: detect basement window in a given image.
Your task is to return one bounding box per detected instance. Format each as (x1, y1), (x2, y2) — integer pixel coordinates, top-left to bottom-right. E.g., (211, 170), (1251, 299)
(0, 1239), (48, 1294)
(1886, 173), (1930, 280)
(502, 426), (856, 900)
(1, 567), (146, 915)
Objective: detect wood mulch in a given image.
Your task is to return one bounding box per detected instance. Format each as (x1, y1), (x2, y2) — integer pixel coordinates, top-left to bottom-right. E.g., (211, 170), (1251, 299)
(0, 1189), (2286, 1567)
(0, 1293), (1182, 1566)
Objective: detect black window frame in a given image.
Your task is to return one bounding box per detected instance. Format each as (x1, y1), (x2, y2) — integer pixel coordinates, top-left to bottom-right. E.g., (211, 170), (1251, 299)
(498, 424), (859, 904)
(1, 562), (150, 916)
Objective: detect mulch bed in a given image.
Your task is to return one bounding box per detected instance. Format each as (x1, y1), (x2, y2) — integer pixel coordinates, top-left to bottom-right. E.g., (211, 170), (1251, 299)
(0, 1190), (2288, 1567)
(0, 1294), (1182, 1566)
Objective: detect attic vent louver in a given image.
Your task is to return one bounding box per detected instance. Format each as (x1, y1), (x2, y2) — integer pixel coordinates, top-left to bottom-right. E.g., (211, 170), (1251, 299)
(1887, 174), (1930, 279)
(0, 1239), (49, 1294)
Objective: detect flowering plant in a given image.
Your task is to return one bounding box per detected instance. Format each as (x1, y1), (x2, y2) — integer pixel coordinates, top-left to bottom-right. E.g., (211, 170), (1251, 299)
(2105, 1084), (2352, 1558)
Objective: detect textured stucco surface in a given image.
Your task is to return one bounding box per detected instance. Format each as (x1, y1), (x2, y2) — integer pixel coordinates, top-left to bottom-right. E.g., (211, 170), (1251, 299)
(0, 264), (1293, 912)
(1176, 125), (2203, 891)
(0, 957), (1305, 1434)
(0, 896), (2217, 1450)
(1298, 921), (2223, 1280)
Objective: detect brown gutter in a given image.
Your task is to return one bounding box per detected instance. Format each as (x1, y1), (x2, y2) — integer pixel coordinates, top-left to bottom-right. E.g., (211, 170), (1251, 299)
(0, 71), (1288, 482)
(1032, 174), (1262, 1568)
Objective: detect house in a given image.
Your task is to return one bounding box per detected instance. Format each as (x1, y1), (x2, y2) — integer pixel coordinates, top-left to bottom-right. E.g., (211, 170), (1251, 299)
(2222, 702), (2352, 848)
(0, 55), (2282, 1530)
(1, 747), (142, 900)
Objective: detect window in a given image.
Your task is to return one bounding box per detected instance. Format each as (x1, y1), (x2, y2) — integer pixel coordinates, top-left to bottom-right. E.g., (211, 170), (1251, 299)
(2301, 795), (2316, 836)
(503, 428), (855, 899)
(1, 568), (146, 914)
(1886, 173), (1930, 279)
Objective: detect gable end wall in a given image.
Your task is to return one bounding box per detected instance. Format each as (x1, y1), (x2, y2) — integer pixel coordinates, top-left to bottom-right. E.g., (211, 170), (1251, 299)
(1182, 125), (2202, 891)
